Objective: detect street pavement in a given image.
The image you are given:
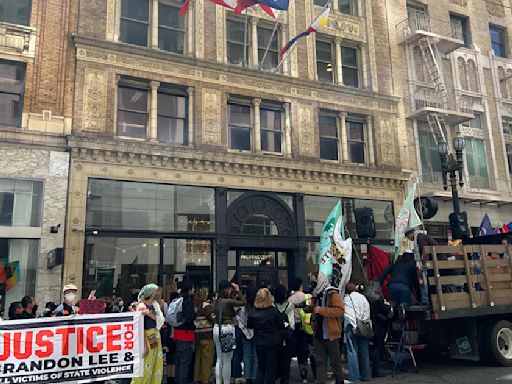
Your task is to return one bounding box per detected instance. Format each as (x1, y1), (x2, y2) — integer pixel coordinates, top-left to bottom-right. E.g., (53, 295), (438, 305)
(289, 357), (512, 383)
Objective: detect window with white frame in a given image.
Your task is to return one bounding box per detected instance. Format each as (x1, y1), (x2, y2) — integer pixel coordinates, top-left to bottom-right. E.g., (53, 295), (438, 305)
(316, 39), (335, 83)
(0, 179), (42, 227)
(228, 101), (252, 151)
(120, 0), (186, 53)
(260, 104), (283, 153)
(227, 19), (250, 66)
(0, 0), (31, 26)
(465, 138), (490, 189)
(319, 111), (339, 160)
(346, 114), (365, 163)
(341, 45), (359, 88)
(339, 0), (357, 16)
(157, 87), (188, 145)
(0, 60), (25, 128)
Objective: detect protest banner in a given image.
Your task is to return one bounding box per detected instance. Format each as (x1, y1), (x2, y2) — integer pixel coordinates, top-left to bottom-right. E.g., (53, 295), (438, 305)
(0, 312), (144, 384)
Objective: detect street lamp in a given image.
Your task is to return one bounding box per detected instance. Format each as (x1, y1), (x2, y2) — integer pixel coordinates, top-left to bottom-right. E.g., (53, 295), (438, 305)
(438, 131), (469, 238)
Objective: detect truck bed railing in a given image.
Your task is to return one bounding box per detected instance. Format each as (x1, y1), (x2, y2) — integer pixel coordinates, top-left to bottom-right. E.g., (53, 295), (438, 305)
(423, 244), (512, 312)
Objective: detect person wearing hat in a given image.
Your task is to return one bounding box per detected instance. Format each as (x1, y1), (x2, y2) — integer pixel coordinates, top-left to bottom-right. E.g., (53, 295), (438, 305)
(404, 226), (437, 305)
(53, 284), (79, 316)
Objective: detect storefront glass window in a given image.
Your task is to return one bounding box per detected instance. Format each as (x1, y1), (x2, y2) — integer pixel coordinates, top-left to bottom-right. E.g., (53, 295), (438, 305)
(0, 238), (38, 318)
(242, 214), (278, 235)
(0, 179), (42, 227)
(86, 179), (215, 232)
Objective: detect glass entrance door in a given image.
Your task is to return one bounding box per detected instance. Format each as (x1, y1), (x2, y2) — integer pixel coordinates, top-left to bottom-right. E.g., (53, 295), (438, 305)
(231, 250), (289, 290)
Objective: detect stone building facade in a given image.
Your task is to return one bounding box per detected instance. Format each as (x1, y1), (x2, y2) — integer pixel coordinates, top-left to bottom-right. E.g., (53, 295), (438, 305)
(0, 0), (75, 313)
(385, 0), (512, 236)
(65, 0), (408, 300)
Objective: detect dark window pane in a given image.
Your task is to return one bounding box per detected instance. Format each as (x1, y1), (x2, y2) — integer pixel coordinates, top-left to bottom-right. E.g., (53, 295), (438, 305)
(348, 121), (364, 140)
(320, 138), (338, 160)
(230, 126), (251, 150)
(319, 114), (337, 137)
(259, 50), (278, 70)
(313, 0), (328, 6)
(120, 19), (148, 46)
(316, 41), (333, 61)
(0, 93), (22, 126)
(317, 62), (334, 82)
(227, 20), (246, 43)
(343, 68), (358, 87)
(159, 28), (185, 53)
(121, 0), (149, 21)
(158, 93), (186, 118)
(229, 104), (251, 125)
(260, 109), (281, 131)
(159, 3), (185, 29)
(490, 26), (506, 57)
(227, 43), (246, 65)
(0, 0), (31, 25)
(342, 46), (357, 66)
(0, 192), (13, 225)
(118, 87), (148, 112)
(157, 116), (187, 144)
(339, 0), (355, 15)
(349, 142), (365, 163)
(257, 27), (278, 50)
(117, 111), (147, 138)
(261, 130), (281, 152)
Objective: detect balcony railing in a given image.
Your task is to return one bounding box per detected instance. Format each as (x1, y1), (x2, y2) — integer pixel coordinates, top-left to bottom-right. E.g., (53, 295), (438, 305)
(469, 176), (491, 190)
(408, 86), (474, 115)
(421, 171), (444, 186)
(397, 12), (463, 41)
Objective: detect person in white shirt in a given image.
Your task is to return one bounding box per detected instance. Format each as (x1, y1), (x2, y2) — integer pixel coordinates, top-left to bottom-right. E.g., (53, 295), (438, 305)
(344, 282), (371, 383)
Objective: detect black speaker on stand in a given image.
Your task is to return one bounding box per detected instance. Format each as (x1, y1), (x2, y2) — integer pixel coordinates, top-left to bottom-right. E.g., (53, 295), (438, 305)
(354, 207), (376, 239)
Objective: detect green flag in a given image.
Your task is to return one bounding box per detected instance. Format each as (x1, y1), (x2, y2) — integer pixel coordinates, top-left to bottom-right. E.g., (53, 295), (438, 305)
(318, 200), (342, 280)
(394, 183), (422, 259)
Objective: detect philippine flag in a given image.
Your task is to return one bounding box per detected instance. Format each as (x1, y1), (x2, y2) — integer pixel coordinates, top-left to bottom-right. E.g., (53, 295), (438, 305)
(279, 7), (330, 57)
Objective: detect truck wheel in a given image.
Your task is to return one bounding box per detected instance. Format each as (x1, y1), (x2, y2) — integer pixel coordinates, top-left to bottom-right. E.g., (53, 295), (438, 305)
(481, 320), (512, 367)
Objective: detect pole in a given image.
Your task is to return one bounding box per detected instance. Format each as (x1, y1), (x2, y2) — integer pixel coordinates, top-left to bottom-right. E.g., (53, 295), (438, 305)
(450, 169), (461, 214)
(243, 9), (249, 67)
(259, 11), (282, 70)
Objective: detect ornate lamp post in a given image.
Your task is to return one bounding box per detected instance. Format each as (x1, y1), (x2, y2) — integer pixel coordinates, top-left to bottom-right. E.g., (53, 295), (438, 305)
(438, 131), (469, 238)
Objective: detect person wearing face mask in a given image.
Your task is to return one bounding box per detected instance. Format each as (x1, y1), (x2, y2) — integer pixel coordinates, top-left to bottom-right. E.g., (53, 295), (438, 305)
(53, 284), (79, 316)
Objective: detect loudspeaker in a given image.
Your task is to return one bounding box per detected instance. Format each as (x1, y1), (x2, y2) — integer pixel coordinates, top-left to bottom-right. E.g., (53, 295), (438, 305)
(449, 211), (469, 239)
(354, 207), (376, 238)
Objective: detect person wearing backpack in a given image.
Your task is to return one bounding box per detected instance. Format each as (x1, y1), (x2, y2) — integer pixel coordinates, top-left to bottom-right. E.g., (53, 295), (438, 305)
(213, 281), (245, 384)
(170, 281), (196, 384)
(193, 288), (215, 384)
(344, 282), (371, 383)
(288, 278), (315, 383)
(273, 284), (294, 384)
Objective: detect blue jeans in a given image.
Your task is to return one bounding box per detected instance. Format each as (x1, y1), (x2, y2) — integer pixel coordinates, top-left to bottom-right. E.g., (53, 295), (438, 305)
(232, 326), (244, 378)
(242, 335), (257, 380)
(389, 282), (411, 309)
(346, 324), (371, 382)
(421, 268), (429, 304)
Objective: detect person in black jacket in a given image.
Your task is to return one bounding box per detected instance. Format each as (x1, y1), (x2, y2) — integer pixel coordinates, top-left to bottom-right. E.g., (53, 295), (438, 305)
(248, 288), (285, 384)
(172, 281), (196, 384)
(379, 252), (420, 312)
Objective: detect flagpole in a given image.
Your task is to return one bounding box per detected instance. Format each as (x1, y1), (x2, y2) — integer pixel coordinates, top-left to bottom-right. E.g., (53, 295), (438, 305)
(243, 9), (249, 67)
(259, 11), (282, 70)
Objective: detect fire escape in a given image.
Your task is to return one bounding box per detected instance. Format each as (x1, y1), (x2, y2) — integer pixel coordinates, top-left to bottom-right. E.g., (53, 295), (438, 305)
(398, 11), (474, 145)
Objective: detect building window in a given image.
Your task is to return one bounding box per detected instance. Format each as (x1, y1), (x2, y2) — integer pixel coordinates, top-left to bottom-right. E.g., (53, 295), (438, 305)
(347, 115), (365, 163)
(158, 2), (186, 53)
(462, 113), (482, 129)
(117, 84), (149, 138)
(228, 102), (252, 150)
(418, 130), (442, 184)
(316, 40), (334, 82)
(0, 179), (42, 227)
(120, 0), (149, 47)
(260, 104), (282, 153)
(0, 0), (31, 26)
(0, 61), (25, 128)
(86, 179), (215, 231)
(339, 0), (357, 16)
(503, 117), (512, 134)
(465, 138), (490, 189)
(258, 26), (279, 71)
(342, 46), (359, 87)
(157, 89), (187, 145)
(490, 25), (507, 58)
(319, 111), (339, 160)
(227, 19), (250, 66)
(313, 0), (329, 6)
(450, 14), (470, 47)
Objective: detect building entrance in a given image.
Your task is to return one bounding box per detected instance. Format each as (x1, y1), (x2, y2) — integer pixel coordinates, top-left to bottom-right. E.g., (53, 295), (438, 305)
(233, 250), (289, 289)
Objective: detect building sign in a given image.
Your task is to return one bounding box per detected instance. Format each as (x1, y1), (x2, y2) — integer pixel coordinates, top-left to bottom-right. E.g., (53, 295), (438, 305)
(414, 197), (439, 220)
(0, 313), (144, 384)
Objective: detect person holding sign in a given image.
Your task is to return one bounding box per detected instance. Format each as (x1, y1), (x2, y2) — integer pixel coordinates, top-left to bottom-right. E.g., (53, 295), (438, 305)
(132, 283), (165, 384)
(53, 284), (79, 316)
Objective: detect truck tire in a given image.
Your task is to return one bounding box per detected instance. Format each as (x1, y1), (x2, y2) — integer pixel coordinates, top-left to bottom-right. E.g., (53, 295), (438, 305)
(481, 320), (512, 367)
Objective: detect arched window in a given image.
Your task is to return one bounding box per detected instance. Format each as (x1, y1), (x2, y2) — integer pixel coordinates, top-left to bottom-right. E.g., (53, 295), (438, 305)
(467, 60), (478, 92)
(458, 57), (468, 90)
(241, 214), (278, 235)
(498, 67), (508, 99)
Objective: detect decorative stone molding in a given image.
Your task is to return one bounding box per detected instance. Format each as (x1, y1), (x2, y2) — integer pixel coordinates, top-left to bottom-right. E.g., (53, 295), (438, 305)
(202, 88), (223, 146)
(0, 22), (36, 59)
(82, 69), (108, 131)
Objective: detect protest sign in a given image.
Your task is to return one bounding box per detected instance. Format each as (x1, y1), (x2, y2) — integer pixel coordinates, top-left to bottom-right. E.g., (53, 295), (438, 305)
(0, 312), (144, 384)
(78, 299), (106, 315)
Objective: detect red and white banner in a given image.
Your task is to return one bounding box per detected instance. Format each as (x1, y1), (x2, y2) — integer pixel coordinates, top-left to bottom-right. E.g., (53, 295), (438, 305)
(0, 312), (144, 384)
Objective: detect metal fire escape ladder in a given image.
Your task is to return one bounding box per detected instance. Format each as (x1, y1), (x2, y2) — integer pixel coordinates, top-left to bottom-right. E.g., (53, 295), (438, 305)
(418, 36), (448, 144)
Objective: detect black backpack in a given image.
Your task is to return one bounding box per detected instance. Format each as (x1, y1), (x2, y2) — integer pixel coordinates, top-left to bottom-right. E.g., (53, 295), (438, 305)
(278, 303), (293, 344)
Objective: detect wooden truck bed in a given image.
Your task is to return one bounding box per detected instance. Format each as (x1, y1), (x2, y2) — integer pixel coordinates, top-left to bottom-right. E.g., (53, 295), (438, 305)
(423, 244), (512, 313)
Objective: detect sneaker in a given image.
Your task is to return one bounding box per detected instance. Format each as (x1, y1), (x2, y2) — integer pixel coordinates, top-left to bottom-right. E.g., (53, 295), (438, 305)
(398, 305), (406, 321)
(302, 380), (308, 384)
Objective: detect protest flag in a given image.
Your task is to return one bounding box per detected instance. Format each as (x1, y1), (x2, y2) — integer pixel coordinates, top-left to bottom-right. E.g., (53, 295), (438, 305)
(318, 200), (341, 281)
(477, 213), (493, 236)
(394, 183), (422, 260)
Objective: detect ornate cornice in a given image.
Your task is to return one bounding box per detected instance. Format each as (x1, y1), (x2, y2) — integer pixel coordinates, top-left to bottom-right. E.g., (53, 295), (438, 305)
(67, 136), (409, 190)
(73, 35), (400, 114)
